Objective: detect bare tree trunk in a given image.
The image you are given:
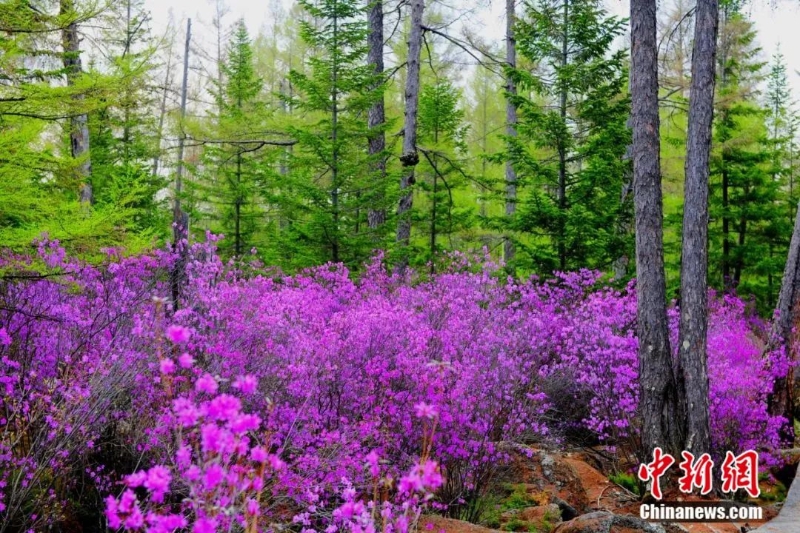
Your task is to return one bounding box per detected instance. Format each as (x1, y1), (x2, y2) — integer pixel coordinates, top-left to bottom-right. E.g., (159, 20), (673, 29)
(60, 0), (92, 205)
(367, 0), (387, 231)
(152, 35), (174, 177)
(235, 152), (242, 256)
(171, 18), (191, 309)
(678, 0), (718, 457)
(504, 0), (518, 266)
(430, 162), (437, 274)
(279, 79), (291, 232)
(557, 0), (568, 271)
(213, 0), (229, 118)
(722, 153), (731, 288)
(769, 198), (800, 442)
(396, 0), (424, 269)
(331, 10), (340, 263)
(630, 0), (681, 457)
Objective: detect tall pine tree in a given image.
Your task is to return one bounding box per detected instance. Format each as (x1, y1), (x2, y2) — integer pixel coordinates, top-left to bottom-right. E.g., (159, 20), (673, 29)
(504, 0), (631, 273)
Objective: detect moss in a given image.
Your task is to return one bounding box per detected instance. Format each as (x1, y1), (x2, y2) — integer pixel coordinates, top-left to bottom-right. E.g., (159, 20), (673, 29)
(609, 471), (641, 495)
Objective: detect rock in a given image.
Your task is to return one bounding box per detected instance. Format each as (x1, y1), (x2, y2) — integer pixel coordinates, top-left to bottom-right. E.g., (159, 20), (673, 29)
(419, 516), (502, 533)
(494, 442), (591, 513)
(519, 503), (562, 524)
(551, 511), (666, 533)
(660, 524), (689, 533)
(552, 495), (579, 521)
(542, 454), (557, 481)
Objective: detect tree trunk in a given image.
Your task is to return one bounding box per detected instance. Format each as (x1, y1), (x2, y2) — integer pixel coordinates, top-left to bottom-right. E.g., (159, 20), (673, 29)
(171, 18), (191, 309)
(769, 198), (800, 442)
(504, 0), (518, 266)
(557, 0), (568, 271)
(722, 150), (731, 289)
(235, 152), (242, 256)
(60, 0), (92, 205)
(331, 10), (340, 264)
(630, 0), (682, 457)
(678, 0), (718, 457)
(367, 0), (387, 231)
(431, 163), (437, 274)
(396, 0), (424, 269)
(152, 33), (174, 177)
(734, 203), (746, 287)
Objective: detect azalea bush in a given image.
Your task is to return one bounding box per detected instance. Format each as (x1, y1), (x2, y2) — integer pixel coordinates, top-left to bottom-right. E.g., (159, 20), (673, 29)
(0, 239), (790, 531)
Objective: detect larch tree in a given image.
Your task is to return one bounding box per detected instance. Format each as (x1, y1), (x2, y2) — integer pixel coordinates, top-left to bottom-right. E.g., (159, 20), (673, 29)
(504, 0), (518, 266)
(396, 0), (425, 269)
(209, 20), (266, 257)
(676, 0), (718, 457)
(630, 0), (682, 456)
(282, 0), (382, 268)
(417, 80), (470, 271)
(60, 0), (93, 204)
(367, 0), (388, 231)
(504, 0), (631, 273)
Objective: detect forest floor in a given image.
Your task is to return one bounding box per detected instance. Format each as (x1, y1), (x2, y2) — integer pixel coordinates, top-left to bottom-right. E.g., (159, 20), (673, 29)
(420, 443), (791, 533)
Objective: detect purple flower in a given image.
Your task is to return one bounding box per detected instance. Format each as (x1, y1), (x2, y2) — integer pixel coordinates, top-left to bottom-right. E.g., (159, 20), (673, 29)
(233, 374), (258, 394)
(207, 394), (242, 421)
(159, 358), (176, 375)
(203, 463), (225, 491)
(104, 495), (121, 529)
(144, 466), (171, 503)
(414, 402), (438, 419)
(193, 517), (218, 533)
(250, 446), (269, 463)
(195, 373), (218, 395)
(125, 471), (147, 488)
(178, 352), (195, 368)
(0, 328), (11, 346)
(166, 325), (191, 344)
(365, 451), (380, 478)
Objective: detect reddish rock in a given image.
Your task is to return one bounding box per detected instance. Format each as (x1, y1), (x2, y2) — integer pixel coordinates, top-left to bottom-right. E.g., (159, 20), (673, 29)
(551, 511), (665, 533)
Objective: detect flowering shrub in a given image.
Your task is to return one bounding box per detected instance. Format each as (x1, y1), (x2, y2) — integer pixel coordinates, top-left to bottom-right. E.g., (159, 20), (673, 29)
(103, 365), (285, 532)
(0, 240), (790, 530)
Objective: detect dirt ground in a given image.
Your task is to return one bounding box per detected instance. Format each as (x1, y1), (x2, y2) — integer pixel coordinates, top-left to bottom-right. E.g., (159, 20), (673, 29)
(420, 444), (789, 533)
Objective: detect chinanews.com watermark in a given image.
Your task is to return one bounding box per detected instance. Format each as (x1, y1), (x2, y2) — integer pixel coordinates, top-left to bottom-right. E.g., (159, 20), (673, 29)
(636, 447), (765, 523)
(639, 501), (762, 522)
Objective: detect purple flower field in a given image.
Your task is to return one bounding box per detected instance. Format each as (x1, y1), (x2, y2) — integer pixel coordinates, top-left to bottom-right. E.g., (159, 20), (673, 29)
(0, 238), (790, 531)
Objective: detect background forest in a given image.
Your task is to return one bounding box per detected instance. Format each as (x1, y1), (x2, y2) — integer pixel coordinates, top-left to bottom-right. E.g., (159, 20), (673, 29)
(3, 0), (798, 314)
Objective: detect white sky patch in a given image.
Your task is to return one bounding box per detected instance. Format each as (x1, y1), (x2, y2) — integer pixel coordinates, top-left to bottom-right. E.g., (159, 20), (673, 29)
(143, 0), (800, 101)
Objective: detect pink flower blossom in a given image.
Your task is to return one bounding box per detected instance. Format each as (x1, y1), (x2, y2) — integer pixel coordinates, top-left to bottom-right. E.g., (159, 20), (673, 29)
(195, 373), (218, 395)
(159, 358), (176, 374)
(178, 352), (194, 368)
(203, 463), (225, 491)
(143, 466), (171, 503)
(414, 402), (438, 419)
(193, 517), (218, 533)
(233, 374), (257, 394)
(0, 328), (11, 346)
(166, 325), (191, 344)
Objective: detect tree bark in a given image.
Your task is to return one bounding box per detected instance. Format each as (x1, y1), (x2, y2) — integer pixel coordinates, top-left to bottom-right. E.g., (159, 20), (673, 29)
(722, 151), (731, 289)
(60, 0), (92, 205)
(557, 0), (568, 271)
(367, 0), (387, 231)
(171, 18), (191, 309)
(630, 0), (681, 457)
(396, 0), (424, 269)
(152, 33), (174, 178)
(678, 0), (718, 457)
(504, 0), (518, 266)
(331, 9), (340, 263)
(768, 198), (800, 441)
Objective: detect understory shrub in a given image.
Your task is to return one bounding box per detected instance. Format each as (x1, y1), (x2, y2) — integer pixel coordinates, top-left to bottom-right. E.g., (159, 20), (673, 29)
(0, 239), (789, 531)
